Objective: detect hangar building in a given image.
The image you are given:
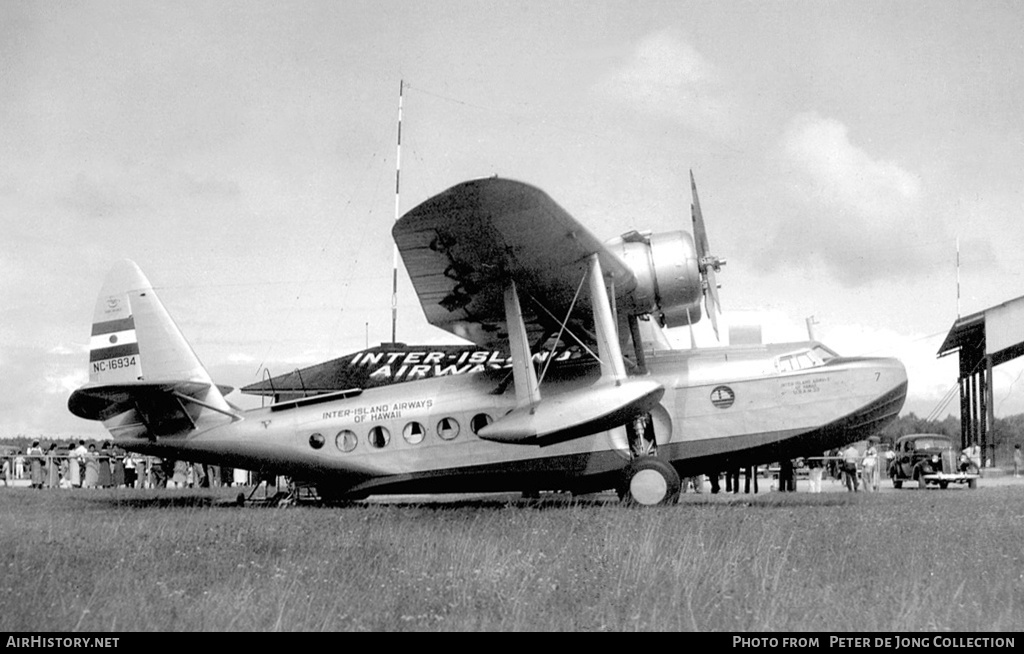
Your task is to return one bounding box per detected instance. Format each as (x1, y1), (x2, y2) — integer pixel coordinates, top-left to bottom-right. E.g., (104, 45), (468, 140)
(938, 294), (1024, 467)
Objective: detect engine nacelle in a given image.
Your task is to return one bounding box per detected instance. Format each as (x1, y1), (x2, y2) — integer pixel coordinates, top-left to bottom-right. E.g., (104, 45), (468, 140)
(607, 230), (703, 327)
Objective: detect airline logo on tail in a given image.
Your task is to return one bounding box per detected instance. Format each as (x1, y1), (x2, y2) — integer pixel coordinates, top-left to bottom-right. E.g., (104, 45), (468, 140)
(89, 294), (143, 381)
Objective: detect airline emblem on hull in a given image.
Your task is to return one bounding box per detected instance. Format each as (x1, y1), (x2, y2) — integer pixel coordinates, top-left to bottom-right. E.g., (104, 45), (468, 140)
(710, 385), (735, 409)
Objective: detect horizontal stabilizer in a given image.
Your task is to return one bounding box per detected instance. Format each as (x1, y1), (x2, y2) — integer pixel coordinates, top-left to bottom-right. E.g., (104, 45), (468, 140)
(476, 379), (664, 446)
(69, 380), (241, 437)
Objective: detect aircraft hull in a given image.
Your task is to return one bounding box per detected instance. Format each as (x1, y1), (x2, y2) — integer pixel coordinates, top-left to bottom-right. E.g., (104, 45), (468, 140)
(112, 344), (907, 498)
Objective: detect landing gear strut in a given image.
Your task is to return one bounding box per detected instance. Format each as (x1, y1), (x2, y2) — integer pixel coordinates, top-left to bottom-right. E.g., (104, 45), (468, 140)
(618, 412), (680, 506)
(627, 413), (657, 457)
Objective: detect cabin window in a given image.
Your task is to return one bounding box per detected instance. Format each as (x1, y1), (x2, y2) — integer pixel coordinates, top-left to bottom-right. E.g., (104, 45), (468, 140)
(470, 413), (492, 434)
(437, 417), (460, 441)
(309, 432), (325, 450)
(335, 430), (357, 452)
(403, 421), (425, 444)
(368, 426), (390, 449)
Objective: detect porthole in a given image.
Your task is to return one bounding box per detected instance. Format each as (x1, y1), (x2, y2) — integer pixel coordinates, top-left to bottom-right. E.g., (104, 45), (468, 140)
(368, 425), (391, 449)
(437, 417), (460, 441)
(309, 432), (325, 449)
(403, 421), (425, 444)
(470, 413), (493, 434)
(335, 430), (357, 452)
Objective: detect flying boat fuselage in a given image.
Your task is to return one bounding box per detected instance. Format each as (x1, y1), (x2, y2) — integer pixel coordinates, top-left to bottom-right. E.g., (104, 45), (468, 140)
(115, 341), (906, 498)
(74, 177), (909, 505)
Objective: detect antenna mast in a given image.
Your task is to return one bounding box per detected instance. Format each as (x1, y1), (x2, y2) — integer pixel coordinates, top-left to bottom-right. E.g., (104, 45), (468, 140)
(391, 80), (404, 343)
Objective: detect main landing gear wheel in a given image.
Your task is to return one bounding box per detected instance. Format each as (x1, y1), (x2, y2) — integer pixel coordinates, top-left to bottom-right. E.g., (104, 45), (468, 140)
(618, 458), (681, 506)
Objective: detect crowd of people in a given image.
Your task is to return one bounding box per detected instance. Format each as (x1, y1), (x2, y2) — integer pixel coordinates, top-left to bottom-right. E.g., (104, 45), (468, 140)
(1, 439), (247, 489)
(825, 436), (891, 492)
(6, 436), (1013, 493)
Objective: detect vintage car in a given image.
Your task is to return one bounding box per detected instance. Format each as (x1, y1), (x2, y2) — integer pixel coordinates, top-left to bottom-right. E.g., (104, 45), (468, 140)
(888, 433), (979, 489)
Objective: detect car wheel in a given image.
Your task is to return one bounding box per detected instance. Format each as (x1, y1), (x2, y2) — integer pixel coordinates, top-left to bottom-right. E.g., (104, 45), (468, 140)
(939, 481), (949, 489)
(892, 478), (902, 489)
(619, 458), (681, 506)
(968, 478), (978, 490)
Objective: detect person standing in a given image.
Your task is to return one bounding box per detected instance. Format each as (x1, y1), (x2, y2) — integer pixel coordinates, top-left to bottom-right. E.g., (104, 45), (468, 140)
(744, 465), (759, 493)
(682, 475), (703, 493)
(207, 464), (221, 488)
(14, 452), (25, 480)
(807, 456), (824, 493)
(72, 440), (88, 487)
(778, 459), (795, 492)
(1013, 444), (1022, 478)
(27, 441), (44, 489)
(170, 459), (189, 488)
(964, 442), (982, 473)
(45, 443), (61, 489)
(862, 438), (880, 492)
(826, 449), (841, 482)
(67, 444), (81, 487)
(123, 452), (137, 488)
(83, 444), (100, 489)
(707, 470), (721, 494)
(883, 447), (896, 479)
(58, 451), (71, 489)
(726, 467), (741, 494)
(841, 443), (860, 492)
(111, 449), (125, 488)
(97, 443), (112, 488)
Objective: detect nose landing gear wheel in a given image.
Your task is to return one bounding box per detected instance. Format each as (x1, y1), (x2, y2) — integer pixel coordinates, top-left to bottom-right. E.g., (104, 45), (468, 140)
(618, 458), (681, 506)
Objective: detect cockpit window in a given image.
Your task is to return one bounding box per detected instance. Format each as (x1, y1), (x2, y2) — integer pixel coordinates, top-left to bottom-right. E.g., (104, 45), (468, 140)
(775, 347), (832, 373)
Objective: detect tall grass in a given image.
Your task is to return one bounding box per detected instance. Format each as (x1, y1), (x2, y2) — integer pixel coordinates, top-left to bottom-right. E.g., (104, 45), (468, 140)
(1, 487), (1020, 631)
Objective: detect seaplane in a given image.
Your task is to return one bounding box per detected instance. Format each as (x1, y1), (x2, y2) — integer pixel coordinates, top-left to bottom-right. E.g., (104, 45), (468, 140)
(68, 173), (907, 505)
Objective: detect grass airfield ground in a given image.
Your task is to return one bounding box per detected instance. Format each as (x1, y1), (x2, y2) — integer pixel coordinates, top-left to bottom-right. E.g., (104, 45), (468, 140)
(1, 473), (1021, 632)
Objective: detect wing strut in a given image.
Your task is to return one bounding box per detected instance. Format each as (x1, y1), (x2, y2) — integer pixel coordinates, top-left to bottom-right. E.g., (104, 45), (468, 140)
(477, 253), (664, 446)
(503, 281), (541, 409)
(588, 253), (626, 384)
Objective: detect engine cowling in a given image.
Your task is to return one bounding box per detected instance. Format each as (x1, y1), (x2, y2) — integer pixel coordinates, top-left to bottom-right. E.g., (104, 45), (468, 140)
(607, 230), (703, 327)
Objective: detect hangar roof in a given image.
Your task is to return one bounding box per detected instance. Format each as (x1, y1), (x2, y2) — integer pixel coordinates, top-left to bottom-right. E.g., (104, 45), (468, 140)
(938, 294), (1024, 369)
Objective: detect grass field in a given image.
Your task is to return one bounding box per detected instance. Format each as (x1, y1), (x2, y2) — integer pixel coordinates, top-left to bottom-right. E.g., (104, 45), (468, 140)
(1, 482), (1021, 632)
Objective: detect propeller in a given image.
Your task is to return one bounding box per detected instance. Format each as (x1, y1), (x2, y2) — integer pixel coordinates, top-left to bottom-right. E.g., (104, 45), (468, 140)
(690, 170), (725, 340)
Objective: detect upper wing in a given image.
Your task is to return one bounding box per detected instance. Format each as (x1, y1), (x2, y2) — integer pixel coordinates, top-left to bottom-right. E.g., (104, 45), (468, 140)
(393, 178), (637, 350)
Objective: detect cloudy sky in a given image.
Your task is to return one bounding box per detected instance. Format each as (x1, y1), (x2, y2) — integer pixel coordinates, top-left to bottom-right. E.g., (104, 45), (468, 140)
(3, 1), (1024, 438)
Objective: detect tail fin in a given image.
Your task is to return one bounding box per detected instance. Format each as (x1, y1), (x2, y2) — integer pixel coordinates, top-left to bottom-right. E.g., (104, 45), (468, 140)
(69, 260), (238, 438)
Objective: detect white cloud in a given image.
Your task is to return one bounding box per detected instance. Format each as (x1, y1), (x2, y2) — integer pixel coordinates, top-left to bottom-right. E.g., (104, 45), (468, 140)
(593, 31), (735, 137)
(49, 343), (85, 356)
(783, 112), (921, 219)
(764, 112), (955, 286)
(45, 369), (88, 397)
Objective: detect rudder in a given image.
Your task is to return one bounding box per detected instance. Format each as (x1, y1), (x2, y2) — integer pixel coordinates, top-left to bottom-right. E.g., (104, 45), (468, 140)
(70, 260), (236, 437)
